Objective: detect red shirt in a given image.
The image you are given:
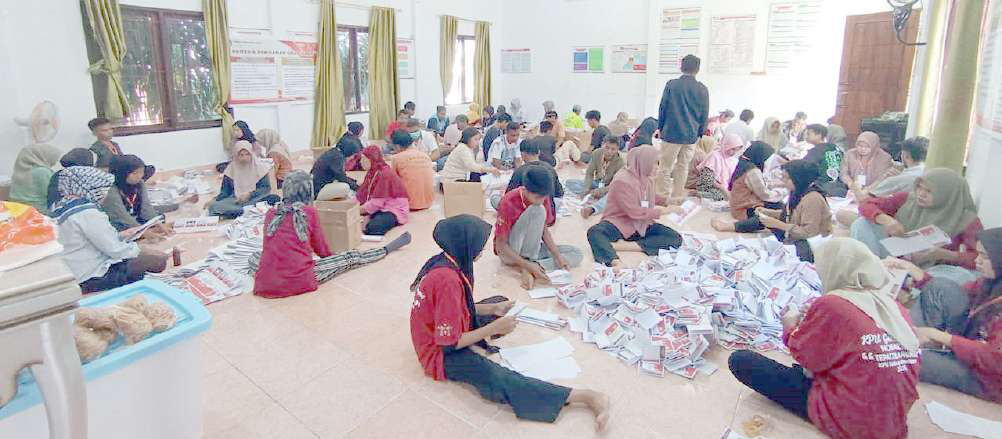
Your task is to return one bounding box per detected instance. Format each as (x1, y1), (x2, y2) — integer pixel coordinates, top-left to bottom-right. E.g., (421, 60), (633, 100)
(859, 191), (982, 269)
(785, 295), (920, 439)
(493, 187), (554, 255)
(385, 121), (404, 139)
(409, 267), (471, 380)
(253, 206), (332, 298)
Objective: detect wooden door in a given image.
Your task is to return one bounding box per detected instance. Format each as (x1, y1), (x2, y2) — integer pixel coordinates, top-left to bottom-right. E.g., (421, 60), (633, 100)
(833, 11), (920, 141)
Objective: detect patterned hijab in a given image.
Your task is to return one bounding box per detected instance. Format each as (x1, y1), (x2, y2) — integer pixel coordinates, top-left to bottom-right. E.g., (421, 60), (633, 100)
(895, 168), (979, 237)
(266, 170), (313, 242)
(51, 166), (114, 221)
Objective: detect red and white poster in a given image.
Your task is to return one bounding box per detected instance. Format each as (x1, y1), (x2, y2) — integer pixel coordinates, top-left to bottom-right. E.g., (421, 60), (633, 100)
(397, 38), (415, 79)
(230, 38), (318, 104)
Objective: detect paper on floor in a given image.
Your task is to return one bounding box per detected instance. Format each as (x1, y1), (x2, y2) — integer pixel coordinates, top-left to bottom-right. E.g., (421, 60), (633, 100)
(500, 337), (580, 380)
(528, 287), (558, 299)
(926, 400), (1002, 439)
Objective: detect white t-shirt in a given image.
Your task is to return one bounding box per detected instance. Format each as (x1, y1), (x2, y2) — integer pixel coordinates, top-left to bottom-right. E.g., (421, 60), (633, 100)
(414, 130), (439, 156)
(723, 121), (755, 145)
(489, 135), (522, 169)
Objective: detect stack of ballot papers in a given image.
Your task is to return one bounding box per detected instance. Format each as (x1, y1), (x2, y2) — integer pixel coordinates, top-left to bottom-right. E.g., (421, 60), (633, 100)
(514, 307), (567, 330)
(148, 260), (249, 304)
(547, 232), (824, 379)
(500, 337), (581, 381)
(221, 204), (269, 240)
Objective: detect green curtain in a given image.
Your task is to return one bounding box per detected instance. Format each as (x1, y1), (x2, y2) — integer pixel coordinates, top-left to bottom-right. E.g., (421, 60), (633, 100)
(203, 0), (235, 154)
(368, 7), (399, 139)
(473, 21), (492, 113)
(439, 15), (458, 101)
(311, 0), (347, 151)
(83, 0), (129, 119)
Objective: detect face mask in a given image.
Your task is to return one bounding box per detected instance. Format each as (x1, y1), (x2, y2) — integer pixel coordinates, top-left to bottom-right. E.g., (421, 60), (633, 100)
(410, 131), (421, 140)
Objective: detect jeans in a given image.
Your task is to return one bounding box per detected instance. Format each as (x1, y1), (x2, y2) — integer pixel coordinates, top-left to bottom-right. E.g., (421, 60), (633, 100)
(509, 204), (583, 270)
(564, 179), (598, 195)
(852, 218), (979, 285)
(734, 202), (784, 233)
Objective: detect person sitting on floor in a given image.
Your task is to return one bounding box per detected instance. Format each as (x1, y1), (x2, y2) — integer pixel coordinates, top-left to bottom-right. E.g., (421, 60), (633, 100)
(406, 118), (440, 157)
(257, 128), (294, 187)
(88, 117), (156, 180)
(533, 121), (558, 167)
(389, 129), (435, 211)
(253, 171), (412, 298)
(801, 123), (847, 197)
(465, 103), (482, 127)
(889, 227), (1002, 403)
(836, 136), (930, 227)
(545, 110), (568, 146)
(427, 105), (450, 136)
(711, 141), (784, 233)
(104, 155), (172, 240)
(482, 113), (511, 163)
(586, 145), (683, 267)
(440, 128), (500, 184)
(704, 110), (734, 140)
(338, 121), (367, 172)
(482, 105), (497, 128)
(757, 116), (788, 152)
(9, 143), (62, 214)
(488, 121), (524, 171)
(584, 110), (611, 164)
(230, 120), (265, 158)
(384, 109), (410, 145)
(47, 148), (95, 211)
(722, 109), (755, 145)
(841, 131), (894, 200)
(693, 133), (742, 201)
(564, 104), (584, 129)
(729, 238), (920, 439)
(209, 142), (280, 219)
(357, 144), (409, 236)
(608, 111), (633, 142)
(495, 166), (583, 289)
(53, 166), (168, 293)
(443, 114), (469, 147)
(409, 215), (610, 431)
(852, 168), (983, 286)
(627, 117), (658, 149)
(566, 136), (625, 219)
(311, 130), (362, 200)
(752, 160), (832, 262)
(492, 140), (563, 213)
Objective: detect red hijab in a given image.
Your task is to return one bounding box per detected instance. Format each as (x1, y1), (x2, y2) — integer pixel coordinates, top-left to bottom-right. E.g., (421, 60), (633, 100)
(356, 145), (408, 203)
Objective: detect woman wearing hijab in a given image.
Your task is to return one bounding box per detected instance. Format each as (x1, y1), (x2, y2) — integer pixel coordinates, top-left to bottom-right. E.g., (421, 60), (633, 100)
(694, 134), (743, 201)
(356, 145), (409, 236)
(10, 144), (63, 214)
(684, 135), (717, 191)
(827, 124), (849, 152)
(253, 171), (411, 298)
(47, 148), (95, 210)
(853, 168), (983, 285)
(587, 146), (683, 267)
(465, 103), (482, 126)
(440, 128), (500, 183)
(410, 215), (611, 431)
(628, 117), (658, 149)
(312, 123), (363, 200)
(757, 117), (788, 152)
(608, 112), (632, 140)
(103, 155), (171, 239)
(230, 120), (264, 157)
(754, 160), (833, 262)
(257, 129), (294, 186)
(209, 141), (280, 219)
(889, 227), (1002, 403)
(841, 131), (893, 200)
(509, 98), (525, 124)
(53, 167), (168, 293)
(729, 238), (920, 439)
(712, 141), (785, 233)
(481, 105), (496, 128)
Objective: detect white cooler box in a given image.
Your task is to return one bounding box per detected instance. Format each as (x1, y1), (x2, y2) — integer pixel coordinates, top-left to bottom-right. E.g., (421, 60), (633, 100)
(0, 280), (213, 439)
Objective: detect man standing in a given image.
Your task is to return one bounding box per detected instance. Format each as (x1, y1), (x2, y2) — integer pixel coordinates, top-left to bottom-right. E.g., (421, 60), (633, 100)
(656, 54), (709, 202)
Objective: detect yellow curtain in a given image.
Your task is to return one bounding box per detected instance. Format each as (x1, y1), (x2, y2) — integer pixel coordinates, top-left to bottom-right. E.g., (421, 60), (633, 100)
(440, 15), (458, 101)
(83, 0), (129, 119)
(203, 0), (235, 154)
(311, 0), (347, 152)
(368, 7), (399, 139)
(473, 21), (492, 113)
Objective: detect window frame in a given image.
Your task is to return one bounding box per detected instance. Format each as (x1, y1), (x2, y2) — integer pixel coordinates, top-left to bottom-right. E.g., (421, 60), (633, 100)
(450, 35), (476, 106)
(338, 25), (369, 115)
(83, 4), (223, 136)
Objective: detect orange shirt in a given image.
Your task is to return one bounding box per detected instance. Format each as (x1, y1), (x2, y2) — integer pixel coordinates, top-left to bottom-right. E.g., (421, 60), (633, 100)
(390, 148), (435, 210)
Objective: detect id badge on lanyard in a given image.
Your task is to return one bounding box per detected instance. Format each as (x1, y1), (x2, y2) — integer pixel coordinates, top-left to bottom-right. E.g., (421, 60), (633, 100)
(641, 193), (650, 208)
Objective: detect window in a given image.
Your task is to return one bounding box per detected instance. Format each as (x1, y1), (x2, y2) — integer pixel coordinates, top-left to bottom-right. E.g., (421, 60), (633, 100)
(82, 5), (221, 135)
(338, 26), (369, 114)
(446, 36), (476, 105)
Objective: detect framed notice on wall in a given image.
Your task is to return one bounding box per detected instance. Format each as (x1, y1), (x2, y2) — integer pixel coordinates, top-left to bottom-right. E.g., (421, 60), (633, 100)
(766, 1), (823, 73)
(659, 7), (701, 74)
(708, 15), (757, 75)
(230, 38), (318, 104)
(572, 46), (605, 73)
(397, 38), (415, 79)
(501, 48), (532, 73)
(611, 44), (648, 73)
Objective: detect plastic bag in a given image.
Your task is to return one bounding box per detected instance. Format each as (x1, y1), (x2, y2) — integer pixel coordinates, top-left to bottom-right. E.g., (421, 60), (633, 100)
(0, 202), (56, 252)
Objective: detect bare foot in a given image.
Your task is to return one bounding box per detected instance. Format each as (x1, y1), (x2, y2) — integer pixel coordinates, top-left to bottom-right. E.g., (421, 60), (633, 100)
(519, 267), (534, 290)
(580, 206), (595, 219)
(711, 217), (734, 232)
(587, 390), (611, 432)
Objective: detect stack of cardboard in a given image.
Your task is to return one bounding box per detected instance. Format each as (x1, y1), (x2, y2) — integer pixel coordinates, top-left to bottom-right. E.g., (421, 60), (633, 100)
(442, 180), (486, 218)
(316, 199), (361, 252)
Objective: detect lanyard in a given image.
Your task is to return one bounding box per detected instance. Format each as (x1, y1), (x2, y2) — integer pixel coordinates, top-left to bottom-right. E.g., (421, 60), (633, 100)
(126, 192), (138, 209)
(443, 253), (473, 291)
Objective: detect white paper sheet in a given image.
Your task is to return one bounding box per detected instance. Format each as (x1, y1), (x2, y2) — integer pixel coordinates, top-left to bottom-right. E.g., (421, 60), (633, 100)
(528, 287), (558, 299)
(926, 401), (1002, 439)
(500, 336), (577, 376)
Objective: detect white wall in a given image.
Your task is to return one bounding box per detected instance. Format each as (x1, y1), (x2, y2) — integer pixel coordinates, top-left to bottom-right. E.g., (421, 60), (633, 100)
(0, 0), (500, 175)
(497, 0), (894, 128)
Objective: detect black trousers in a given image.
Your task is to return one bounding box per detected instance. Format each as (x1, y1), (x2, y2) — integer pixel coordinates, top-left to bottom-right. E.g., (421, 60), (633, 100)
(364, 211), (399, 235)
(734, 201), (785, 233)
(443, 348), (572, 422)
(587, 220), (682, 266)
(80, 253), (168, 294)
(771, 229), (815, 262)
(728, 350), (812, 420)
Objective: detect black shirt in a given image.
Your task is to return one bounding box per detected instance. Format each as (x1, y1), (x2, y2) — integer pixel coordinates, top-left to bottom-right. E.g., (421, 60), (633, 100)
(482, 126), (502, 161)
(590, 125), (612, 151)
(310, 147), (358, 196)
(534, 135), (558, 167)
(657, 74), (710, 145)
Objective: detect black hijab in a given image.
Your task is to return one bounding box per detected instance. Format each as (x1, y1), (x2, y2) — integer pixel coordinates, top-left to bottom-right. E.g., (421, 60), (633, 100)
(60, 148), (95, 168)
(336, 123), (363, 157)
(729, 141), (775, 190)
(969, 228), (1002, 336)
(234, 120), (256, 144)
(782, 159), (824, 219)
(411, 215), (494, 350)
(631, 117), (658, 148)
(108, 154), (146, 214)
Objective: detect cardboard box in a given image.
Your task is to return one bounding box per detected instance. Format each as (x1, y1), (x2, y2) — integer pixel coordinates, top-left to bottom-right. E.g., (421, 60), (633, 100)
(442, 180), (486, 218)
(316, 199), (361, 252)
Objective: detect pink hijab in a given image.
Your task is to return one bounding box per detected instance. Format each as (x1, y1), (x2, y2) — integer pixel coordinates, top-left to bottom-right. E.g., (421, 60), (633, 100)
(698, 134), (743, 185)
(845, 131), (893, 184)
(603, 145), (661, 237)
(224, 141), (273, 199)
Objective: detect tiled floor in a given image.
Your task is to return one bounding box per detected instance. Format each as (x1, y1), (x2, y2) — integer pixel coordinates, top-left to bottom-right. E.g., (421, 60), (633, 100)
(152, 154), (1000, 438)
